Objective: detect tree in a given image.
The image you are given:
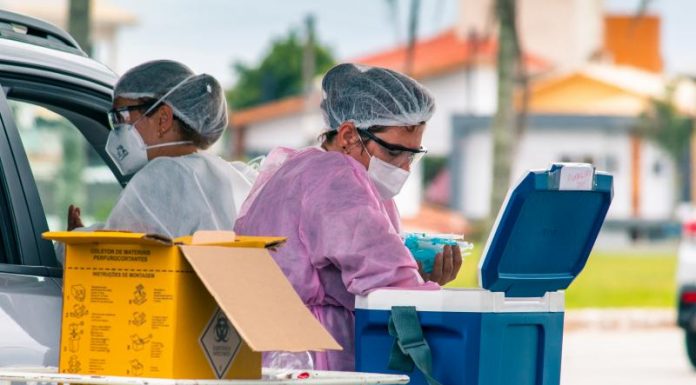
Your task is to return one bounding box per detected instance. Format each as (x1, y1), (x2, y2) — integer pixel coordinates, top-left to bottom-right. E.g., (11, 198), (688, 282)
(489, 0), (522, 225)
(636, 83), (693, 202)
(227, 28), (335, 110)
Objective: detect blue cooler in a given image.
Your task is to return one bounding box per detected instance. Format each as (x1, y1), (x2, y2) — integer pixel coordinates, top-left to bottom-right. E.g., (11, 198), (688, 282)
(355, 164), (613, 385)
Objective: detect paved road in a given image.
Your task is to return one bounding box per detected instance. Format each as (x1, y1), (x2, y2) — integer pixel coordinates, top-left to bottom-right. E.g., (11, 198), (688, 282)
(561, 327), (696, 384)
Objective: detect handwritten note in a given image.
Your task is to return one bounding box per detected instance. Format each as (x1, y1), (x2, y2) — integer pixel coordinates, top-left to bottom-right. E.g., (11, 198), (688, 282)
(559, 164), (594, 191)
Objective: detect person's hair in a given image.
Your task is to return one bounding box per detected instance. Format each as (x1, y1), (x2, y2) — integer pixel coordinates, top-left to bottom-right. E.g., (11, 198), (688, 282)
(318, 124), (421, 145)
(176, 118), (210, 149)
(137, 97), (210, 149)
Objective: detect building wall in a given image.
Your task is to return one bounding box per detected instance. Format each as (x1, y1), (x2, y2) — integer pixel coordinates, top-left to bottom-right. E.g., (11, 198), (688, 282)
(457, 0), (604, 70)
(639, 139), (676, 219)
(453, 119), (676, 222)
(455, 129), (493, 219)
(243, 112), (324, 155)
(520, 0), (604, 70)
(512, 129), (632, 219)
(421, 68), (497, 156)
(241, 66), (498, 158)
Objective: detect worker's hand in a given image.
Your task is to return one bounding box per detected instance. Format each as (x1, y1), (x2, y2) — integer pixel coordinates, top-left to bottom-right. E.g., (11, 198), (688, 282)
(419, 245), (462, 286)
(67, 204), (84, 231)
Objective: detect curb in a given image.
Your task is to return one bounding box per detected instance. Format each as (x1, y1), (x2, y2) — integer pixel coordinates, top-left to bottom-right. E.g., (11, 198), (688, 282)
(564, 308), (676, 331)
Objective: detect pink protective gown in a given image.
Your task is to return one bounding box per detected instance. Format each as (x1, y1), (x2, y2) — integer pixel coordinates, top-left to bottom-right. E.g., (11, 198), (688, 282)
(234, 147), (434, 371)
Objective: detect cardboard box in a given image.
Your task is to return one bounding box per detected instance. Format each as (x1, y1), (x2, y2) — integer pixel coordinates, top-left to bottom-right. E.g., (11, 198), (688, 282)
(44, 230), (341, 380)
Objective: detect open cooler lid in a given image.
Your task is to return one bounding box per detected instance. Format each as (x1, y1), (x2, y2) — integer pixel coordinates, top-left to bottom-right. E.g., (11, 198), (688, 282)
(479, 163), (613, 297)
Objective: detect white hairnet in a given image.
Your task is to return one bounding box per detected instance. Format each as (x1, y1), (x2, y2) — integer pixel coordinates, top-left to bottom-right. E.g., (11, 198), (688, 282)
(320, 63), (435, 130)
(113, 60), (228, 146)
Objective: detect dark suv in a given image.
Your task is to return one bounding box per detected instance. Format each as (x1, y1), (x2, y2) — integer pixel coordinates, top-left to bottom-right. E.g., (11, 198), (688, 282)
(678, 219), (696, 369)
(0, 11), (125, 367)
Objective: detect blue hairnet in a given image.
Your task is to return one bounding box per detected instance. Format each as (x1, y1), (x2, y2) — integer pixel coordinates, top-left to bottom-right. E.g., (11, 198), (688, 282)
(320, 63), (435, 130)
(113, 60), (228, 147)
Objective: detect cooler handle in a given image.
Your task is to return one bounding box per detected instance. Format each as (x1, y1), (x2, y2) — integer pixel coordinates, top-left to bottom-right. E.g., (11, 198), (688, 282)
(388, 306), (443, 385)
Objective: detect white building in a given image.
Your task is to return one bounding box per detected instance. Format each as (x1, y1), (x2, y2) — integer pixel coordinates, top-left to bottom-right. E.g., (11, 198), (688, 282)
(457, 0), (605, 71)
(229, 2), (692, 238)
(450, 64), (694, 222)
(229, 28), (547, 225)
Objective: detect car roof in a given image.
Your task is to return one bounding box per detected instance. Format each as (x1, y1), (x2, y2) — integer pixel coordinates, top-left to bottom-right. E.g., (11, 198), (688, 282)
(0, 38), (116, 92)
(0, 10), (116, 94)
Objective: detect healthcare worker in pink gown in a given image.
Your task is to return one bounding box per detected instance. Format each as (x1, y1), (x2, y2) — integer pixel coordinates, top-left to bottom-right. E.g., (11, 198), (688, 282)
(234, 63), (462, 371)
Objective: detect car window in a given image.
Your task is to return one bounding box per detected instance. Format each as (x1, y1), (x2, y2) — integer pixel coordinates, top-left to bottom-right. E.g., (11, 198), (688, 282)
(8, 99), (121, 231)
(0, 184), (12, 264)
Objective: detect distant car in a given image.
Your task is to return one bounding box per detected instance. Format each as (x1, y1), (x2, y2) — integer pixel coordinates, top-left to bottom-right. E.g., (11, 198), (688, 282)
(0, 10), (124, 367)
(677, 219), (696, 369)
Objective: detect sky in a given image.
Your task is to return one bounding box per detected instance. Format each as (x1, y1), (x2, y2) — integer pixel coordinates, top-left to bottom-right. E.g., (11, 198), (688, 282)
(113, 0), (459, 87)
(98, 0), (696, 88)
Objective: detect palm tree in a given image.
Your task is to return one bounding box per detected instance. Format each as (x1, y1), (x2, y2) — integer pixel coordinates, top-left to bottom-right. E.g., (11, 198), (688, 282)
(489, 0), (523, 225)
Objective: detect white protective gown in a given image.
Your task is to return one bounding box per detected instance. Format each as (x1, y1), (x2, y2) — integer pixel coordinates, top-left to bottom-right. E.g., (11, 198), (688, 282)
(56, 152), (255, 266)
(105, 151), (252, 238)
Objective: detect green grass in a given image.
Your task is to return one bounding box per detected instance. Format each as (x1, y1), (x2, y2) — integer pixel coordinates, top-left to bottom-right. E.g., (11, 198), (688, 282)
(446, 248), (678, 309)
(447, 247), (482, 288)
(564, 251), (677, 308)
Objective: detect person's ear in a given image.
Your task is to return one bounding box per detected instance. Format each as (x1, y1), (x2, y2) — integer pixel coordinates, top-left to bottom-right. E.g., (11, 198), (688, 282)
(155, 104), (175, 137)
(336, 122), (358, 150)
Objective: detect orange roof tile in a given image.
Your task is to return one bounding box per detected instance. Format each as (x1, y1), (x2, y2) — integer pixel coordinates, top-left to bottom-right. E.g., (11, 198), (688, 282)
(353, 28), (549, 79)
(230, 95), (308, 128)
(230, 28), (550, 127)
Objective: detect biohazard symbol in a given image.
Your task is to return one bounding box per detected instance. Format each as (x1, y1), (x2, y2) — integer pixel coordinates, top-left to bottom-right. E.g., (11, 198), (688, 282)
(199, 307), (241, 379)
(215, 314), (229, 343)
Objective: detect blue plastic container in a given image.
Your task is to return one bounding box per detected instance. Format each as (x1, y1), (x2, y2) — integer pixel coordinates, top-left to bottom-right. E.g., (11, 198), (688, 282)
(403, 233), (473, 273)
(355, 164), (613, 385)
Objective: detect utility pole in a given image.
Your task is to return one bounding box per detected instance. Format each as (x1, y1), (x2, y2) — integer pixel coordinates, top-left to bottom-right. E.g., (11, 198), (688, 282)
(68, 0), (92, 56)
(464, 28), (480, 116)
(489, 0), (519, 225)
(302, 14), (316, 95)
(300, 14), (317, 147)
(384, 0), (402, 46)
(405, 0), (421, 76)
(62, 0), (90, 222)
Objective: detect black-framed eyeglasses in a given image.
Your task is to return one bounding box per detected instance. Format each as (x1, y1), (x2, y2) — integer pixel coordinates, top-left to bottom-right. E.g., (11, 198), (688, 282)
(359, 128), (428, 167)
(107, 102), (155, 129)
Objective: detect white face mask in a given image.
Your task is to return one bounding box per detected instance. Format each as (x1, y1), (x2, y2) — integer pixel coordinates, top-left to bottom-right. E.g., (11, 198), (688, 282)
(105, 122), (191, 176)
(367, 155), (410, 200)
(358, 133), (411, 200)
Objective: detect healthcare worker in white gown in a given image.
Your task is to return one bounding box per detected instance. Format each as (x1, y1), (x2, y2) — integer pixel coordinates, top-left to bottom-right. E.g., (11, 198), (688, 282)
(66, 60), (251, 241)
